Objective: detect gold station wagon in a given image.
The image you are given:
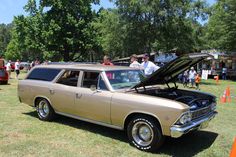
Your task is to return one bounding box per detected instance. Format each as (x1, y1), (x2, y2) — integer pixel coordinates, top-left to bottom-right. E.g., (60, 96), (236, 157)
(18, 53), (217, 152)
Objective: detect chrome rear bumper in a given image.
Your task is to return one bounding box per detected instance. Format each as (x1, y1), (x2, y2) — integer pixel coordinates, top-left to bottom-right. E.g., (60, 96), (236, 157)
(170, 111), (217, 138)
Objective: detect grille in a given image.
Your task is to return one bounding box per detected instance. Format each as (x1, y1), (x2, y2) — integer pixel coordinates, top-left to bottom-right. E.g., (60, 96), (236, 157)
(191, 106), (212, 120)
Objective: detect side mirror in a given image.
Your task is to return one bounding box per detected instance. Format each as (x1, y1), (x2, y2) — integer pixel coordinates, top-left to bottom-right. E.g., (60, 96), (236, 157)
(90, 85), (97, 91)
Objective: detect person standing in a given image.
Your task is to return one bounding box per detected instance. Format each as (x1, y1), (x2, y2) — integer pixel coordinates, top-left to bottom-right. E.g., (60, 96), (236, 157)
(141, 53), (160, 77)
(15, 59), (20, 79)
(6, 60), (12, 79)
(222, 67), (227, 80)
(189, 67), (196, 88)
(195, 73), (201, 90)
(102, 55), (114, 66)
(130, 54), (142, 69)
(30, 61), (35, 70)
(182, 70), (189, 88)
(102, 55), (113, 79)
(35, 59), (40, 66)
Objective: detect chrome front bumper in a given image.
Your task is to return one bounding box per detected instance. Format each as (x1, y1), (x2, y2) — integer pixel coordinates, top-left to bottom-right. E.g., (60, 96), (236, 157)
(170, 111), (217, 138)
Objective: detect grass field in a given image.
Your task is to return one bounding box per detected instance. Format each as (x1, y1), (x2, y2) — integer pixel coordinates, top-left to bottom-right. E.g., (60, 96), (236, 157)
(0, 72), (236, 157)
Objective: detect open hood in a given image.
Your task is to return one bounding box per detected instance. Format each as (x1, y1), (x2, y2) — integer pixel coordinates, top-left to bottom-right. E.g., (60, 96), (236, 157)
(132, 53), (210, 89)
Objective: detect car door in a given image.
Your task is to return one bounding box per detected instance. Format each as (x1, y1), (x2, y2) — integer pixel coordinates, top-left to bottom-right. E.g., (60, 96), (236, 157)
(74, 71), (113, 124)
(50, 70), (80, 115)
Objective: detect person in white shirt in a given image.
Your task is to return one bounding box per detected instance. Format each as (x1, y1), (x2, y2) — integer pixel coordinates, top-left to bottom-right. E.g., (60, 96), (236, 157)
(222, 67), (227, 80)
(15, 59), (20, 79)
(129, 54), (142, 69)
(189, 67), (196, 87)
(6, 60), (12, 79)
(141, 53), (160, 77)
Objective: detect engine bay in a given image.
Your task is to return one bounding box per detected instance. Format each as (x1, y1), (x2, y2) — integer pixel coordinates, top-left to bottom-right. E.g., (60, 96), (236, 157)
(139, 87), (216, 111)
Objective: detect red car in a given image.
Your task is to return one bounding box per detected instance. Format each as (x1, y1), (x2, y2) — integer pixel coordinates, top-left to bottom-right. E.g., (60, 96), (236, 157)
(0, 59), (9, 84)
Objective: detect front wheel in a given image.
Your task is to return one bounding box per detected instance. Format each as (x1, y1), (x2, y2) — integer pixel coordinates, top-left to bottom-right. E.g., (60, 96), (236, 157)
(36, 98), (55, 121)
(127, 115), (165, 152)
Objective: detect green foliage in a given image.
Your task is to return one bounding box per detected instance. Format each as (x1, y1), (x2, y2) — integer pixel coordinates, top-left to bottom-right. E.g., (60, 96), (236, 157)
(94, 0), (209, 57)
(92, 9), (127, 58)
(204, 0), (236, 51)
(5, 15), (43, 61)
(6, 0), (100, 61)
(39, 0), (97, 61)
(5, 0), (236, 61)
(0, 23), (12, 56)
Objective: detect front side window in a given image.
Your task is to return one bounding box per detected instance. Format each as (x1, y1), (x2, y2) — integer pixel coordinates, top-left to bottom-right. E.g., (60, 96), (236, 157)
(105, 70), (144, 90)
(27, 68), (61, 81)
(82, 71), (108, 90)
(57, 70), (80, 87)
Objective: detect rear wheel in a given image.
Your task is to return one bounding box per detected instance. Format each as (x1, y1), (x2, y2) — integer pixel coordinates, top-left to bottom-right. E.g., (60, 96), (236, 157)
(127, 115), (165, 152)
(36, 98), (55, 121)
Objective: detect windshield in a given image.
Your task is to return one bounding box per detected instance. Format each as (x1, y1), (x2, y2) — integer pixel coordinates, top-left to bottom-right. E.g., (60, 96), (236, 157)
(105, 70), (145, 90)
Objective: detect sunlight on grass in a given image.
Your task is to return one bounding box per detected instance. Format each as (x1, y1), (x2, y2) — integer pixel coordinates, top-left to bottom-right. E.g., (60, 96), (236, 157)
(0, 72), (235, 157)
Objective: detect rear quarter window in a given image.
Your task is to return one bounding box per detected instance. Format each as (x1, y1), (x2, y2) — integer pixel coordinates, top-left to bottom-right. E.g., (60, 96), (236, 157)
(27, 68), (61, 81)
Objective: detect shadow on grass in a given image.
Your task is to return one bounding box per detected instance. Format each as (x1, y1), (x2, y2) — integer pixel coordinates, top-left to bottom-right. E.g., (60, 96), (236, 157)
(23, 111), (218, 156)
(0, 83), (11, 86)
(159, 131), (218, 157)
(200, 81), (217, 85)
(23, 111), (127, 143)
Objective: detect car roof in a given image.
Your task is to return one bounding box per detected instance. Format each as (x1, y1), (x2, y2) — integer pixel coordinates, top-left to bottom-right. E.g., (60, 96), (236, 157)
(33, 64), (135, 71)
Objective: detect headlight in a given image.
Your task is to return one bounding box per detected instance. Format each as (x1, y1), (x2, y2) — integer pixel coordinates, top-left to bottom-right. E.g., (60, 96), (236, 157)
(176, 111), (192, 125)
(211, 103), (217, 111)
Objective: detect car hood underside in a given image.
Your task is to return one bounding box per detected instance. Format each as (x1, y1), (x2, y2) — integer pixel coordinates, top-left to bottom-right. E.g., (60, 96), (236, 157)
(132, 53), (210, 89)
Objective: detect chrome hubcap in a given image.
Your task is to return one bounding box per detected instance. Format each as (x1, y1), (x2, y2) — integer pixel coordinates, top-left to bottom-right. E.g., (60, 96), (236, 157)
(132, 122), (154, 146)
(38, 101), (49, 118)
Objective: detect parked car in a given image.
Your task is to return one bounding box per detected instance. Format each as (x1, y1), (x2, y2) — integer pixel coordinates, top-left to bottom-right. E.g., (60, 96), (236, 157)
(0, 59), (9, 84)
(20, 62), (30, 70)
(18, 53), (217, 152)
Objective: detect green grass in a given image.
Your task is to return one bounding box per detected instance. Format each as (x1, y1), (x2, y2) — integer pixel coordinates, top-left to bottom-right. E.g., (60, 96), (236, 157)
(0, 73), (236, 157)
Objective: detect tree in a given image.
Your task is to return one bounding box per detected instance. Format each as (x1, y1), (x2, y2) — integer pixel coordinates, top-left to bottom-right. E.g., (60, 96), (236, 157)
(204, 0), (236, 51)
(5, 14), (43, 61)
(5, 0), (212, 61)
(0, 23), (12, 56)
(92, 9), (127, 58)
(94, 0), (209, 56)
(6, 0), (100, 61)
(39, 0), (99, 61)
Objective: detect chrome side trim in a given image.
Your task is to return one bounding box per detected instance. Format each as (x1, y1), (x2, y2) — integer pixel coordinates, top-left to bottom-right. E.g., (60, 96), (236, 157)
(55, 111), (123, 130)
(170, 111), (217, 138)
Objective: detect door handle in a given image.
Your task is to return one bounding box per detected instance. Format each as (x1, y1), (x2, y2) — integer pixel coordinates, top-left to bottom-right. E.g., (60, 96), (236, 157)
(76, 93), (82, 99)
(49, 89), (55, 95)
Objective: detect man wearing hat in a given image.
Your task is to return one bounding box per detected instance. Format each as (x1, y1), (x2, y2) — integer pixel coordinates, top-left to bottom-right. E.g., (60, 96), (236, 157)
(141, 53), (160, 77)
(129, 54), (142, 69)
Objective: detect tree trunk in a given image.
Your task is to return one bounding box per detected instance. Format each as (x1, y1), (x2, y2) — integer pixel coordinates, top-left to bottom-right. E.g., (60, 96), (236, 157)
(63, 51), (69, 61)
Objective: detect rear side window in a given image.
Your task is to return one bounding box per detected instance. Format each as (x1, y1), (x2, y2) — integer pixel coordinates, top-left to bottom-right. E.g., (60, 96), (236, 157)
(27, 68), (61, 81)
